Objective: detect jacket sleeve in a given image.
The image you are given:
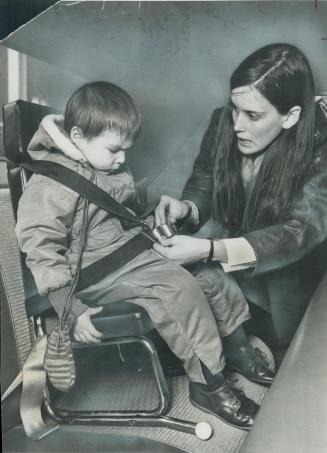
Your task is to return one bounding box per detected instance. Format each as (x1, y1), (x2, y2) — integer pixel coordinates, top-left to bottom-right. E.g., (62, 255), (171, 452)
(16, 176), (81, 295)
(243, 154), (327, 276)
(182, 108), (222, 228)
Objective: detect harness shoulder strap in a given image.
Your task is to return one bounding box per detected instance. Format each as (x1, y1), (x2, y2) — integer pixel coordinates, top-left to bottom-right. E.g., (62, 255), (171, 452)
(20, 160), (143, 227)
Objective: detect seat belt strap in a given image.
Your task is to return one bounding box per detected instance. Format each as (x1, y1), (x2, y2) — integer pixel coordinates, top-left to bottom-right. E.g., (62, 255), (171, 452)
(2, 336), (59, 439)
(20, 335), (59, 439)
(20, 335), (59, 440)
(19, 160), (145, 227)
(1, 371), (23, 402)
(77, 232), (154, 292)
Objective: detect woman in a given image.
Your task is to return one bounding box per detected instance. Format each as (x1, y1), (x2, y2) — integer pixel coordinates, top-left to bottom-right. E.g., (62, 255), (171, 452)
(154, 43), (327, 356)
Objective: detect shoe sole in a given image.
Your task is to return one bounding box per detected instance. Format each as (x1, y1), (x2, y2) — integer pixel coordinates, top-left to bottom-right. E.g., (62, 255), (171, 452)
(226, 364), (273, 386)
(190, 398), (252, 431)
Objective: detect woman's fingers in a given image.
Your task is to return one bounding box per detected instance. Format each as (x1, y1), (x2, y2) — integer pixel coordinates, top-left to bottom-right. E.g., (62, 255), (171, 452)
(153, 236), (175, 258)
(153, 234), (208, 265)
(155, 196), (169, 225)
(155, 196), (190, 227)
(156, 236), (174, 246)
(153, 242), (170, 258)
(167, 215), (177, 224)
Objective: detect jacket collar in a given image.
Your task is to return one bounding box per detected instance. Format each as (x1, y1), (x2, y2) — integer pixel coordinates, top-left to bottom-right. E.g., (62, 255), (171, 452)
(27, 114), (87, 162)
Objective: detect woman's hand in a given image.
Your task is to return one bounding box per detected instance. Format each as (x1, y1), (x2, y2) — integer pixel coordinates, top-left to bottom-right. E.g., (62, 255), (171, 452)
(155, 195), (190, 226)
(73, 306), (104, 344)
(153, 234), (210, 265)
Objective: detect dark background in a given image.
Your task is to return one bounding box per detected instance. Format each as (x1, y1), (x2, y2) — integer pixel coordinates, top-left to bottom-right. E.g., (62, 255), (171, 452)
(0, 0), (57, 40)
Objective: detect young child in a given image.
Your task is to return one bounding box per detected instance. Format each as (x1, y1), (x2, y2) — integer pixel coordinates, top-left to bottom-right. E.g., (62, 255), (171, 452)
(16, 81), (260, 430)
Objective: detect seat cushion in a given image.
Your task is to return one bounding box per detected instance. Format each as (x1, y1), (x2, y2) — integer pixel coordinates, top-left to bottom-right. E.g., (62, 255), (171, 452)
(43, 300), (153, 339)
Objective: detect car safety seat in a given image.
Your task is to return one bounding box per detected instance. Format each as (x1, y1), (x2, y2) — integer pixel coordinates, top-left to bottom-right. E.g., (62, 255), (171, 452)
(2, 100), (211, 440)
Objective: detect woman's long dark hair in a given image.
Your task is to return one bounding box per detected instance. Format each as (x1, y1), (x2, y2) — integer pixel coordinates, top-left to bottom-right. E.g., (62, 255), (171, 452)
(213, 43), (315, 235)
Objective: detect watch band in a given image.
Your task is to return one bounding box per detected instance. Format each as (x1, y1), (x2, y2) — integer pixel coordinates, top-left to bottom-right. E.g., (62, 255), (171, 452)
(205, 238), (214, 263)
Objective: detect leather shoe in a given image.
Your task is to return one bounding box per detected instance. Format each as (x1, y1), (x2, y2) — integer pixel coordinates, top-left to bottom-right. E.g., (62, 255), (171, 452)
(226, 345), (275, 385)
(189, 381), (259, 431)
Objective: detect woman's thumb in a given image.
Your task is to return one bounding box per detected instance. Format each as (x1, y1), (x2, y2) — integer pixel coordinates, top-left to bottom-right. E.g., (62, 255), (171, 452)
(158, 236), (174, 247)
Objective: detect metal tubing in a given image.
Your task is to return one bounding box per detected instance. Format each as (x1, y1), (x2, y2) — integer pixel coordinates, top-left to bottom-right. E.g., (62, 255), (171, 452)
(45, 336), (170, 418)
(42, 333), (207, 439)
(44, 396), (196, 435)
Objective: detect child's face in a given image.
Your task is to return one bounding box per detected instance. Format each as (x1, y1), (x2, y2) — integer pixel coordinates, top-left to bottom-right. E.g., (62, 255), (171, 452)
(71, 128), (133, 171)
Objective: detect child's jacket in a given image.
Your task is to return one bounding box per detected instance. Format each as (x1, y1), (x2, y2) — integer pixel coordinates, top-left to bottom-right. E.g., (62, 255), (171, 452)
(15, 115), (146, 317)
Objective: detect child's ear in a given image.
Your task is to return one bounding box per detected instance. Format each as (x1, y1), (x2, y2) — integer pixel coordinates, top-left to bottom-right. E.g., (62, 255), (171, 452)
(70, 126), (84, 146)
(282, 106), (302, 130)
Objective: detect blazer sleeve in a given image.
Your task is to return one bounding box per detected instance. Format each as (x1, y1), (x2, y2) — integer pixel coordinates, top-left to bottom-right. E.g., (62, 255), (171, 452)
(182, 108), (222, 228)
(243, 152), (327, 276)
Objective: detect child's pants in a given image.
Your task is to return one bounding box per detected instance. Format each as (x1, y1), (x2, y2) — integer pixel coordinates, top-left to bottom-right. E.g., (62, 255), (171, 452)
(76, 249), (250, 384)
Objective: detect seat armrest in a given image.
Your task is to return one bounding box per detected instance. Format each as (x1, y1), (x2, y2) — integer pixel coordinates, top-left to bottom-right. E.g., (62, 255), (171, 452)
(92, 301), (154, 338)
(43, 301), (154, 338)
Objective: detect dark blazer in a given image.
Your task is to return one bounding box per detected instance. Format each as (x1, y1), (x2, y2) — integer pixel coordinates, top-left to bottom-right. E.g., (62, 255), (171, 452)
(182, 99), (327, 347)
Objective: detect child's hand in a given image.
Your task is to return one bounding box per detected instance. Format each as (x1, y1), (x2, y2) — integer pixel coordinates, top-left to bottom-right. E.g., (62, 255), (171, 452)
(73, 306), (104, 344)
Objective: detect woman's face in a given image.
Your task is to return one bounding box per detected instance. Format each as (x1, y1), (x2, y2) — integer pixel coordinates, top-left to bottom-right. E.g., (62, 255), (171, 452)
(231, 86), (288, 156)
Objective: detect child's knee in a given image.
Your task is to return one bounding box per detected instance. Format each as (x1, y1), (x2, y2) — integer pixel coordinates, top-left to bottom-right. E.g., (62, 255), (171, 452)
(191, 263), (227, 295)
(168, 266), (206, 296)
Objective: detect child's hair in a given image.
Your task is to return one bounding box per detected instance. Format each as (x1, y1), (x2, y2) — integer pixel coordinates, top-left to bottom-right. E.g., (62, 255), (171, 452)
(64, 81), (142, 141)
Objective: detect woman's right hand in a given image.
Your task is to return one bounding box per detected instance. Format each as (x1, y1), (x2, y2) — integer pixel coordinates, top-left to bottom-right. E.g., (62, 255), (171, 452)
(155, 195), (190, 226)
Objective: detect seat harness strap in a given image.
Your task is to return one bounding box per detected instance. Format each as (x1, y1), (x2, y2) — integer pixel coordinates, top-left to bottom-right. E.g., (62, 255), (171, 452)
(20, 336), (59, 439)
(19, 160), (153, 229)
(1, 336), (59, 440)
(77, 232), (154, 292)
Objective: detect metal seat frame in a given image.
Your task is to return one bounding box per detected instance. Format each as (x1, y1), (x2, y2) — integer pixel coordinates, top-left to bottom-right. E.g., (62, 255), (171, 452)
(43, 334), (198, 436)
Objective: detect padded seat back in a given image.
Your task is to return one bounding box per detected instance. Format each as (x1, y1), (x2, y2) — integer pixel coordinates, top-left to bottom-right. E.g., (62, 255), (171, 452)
(2, 101), (59, 315)
(3, 100), (59, 216)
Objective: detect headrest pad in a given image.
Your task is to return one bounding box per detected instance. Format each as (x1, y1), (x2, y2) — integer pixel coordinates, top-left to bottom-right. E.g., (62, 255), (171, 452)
(2, 100), (59, 163)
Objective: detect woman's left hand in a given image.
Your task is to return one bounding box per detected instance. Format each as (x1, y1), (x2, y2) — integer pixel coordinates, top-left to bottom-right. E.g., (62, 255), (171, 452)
(153, 234), (210, 265)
